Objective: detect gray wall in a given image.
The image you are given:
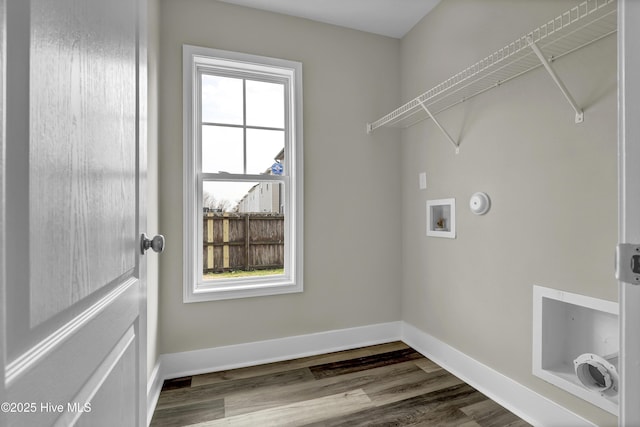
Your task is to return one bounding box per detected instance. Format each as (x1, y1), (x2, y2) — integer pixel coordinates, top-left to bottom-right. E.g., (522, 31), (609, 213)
(400, 1), (617, 425)
(158, 0), (402, 353)
(154, 0), (618, 423)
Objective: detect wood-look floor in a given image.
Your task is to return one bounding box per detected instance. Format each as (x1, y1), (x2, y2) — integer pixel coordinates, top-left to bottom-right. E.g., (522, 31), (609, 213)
(150, 342), (531, 427)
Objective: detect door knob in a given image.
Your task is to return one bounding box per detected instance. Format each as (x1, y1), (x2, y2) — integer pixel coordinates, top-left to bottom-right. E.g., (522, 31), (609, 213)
(141, 233), (165, 254)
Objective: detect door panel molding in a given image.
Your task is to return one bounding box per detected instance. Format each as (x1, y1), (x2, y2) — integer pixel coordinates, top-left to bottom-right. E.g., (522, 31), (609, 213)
(5, 283), (139, 426)
(54, 326), (136, 427)
(28, 0), (137, 327)
(5, 278), (137, 386)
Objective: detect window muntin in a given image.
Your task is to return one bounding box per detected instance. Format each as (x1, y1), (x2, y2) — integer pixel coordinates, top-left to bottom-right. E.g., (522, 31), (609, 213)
(201, 73), (286, 176)
(183, 45), (303, 302)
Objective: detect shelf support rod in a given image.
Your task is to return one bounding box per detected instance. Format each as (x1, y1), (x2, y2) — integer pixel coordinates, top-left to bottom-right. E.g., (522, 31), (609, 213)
(417, 100), (460, 154)
(527, 37), (584, 124)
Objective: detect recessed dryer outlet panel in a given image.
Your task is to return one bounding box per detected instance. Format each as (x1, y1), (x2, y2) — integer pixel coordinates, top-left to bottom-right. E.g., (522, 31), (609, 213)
(533, 285), (619, 414)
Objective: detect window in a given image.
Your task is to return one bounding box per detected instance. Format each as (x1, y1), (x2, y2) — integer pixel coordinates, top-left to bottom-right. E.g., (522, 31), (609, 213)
(183, 45), (303, 302)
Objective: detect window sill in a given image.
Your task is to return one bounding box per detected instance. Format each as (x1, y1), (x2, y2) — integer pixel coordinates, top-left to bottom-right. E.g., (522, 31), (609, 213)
(184, 279), (303, 303)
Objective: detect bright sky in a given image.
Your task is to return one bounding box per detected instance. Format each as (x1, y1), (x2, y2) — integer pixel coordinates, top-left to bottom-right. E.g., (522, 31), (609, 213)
(201, 75), (285, 209)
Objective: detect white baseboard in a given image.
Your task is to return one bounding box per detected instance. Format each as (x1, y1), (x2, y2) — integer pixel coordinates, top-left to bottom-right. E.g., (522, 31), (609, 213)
(401, 322), (594, 427)
(160, 321), (402, 379)
(146, 361), (163, 426)
(146, 320), (592, 427)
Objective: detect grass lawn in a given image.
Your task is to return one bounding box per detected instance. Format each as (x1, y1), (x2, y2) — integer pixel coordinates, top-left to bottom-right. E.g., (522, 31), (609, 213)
(204, 268), (284, 280)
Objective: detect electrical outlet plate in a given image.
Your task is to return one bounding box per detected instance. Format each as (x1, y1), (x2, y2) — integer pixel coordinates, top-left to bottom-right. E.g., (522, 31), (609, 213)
(419, 172), (427, 190)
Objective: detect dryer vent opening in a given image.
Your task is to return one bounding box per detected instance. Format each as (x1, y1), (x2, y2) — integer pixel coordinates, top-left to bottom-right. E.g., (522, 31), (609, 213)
(574, 353), (619, 395)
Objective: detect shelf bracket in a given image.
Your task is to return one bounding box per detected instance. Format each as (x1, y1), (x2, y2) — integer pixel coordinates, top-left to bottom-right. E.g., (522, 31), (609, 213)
(366, 123), (373, 134)
(417, 100), (460, 154)
(527, 37), (584, 124)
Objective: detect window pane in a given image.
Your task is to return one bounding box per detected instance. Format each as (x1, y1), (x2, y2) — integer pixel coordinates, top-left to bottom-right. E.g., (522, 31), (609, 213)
(246, 129), (285, 175)
(201, 74), (243, 125)
(246, 80), (284, 128)
(202, 125), (244, 174)
(202, 181), (285, 281)
(203, 181), (255, 212)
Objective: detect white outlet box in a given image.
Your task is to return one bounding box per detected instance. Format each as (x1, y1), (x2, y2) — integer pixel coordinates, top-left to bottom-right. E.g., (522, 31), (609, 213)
(419, 172), (427, 190)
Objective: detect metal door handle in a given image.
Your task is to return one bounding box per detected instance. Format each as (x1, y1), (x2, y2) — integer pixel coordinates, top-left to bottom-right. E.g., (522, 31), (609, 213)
(141, 233), (165, 254)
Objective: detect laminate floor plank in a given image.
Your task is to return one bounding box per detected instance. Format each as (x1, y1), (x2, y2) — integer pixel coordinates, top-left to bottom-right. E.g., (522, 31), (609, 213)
(150, 399), (224, 427)
(308, 347), (423, 379)
(302, 384), (485, 427)
(190, 342), (410, 387)
(150, 343), (531, 427)
(187, 389), (374, 427)
(364, 366), (465, 407)
(414, 357), (443, 374)
(225, 360), (427, 416)
(460, 399), (529, 427)
(156, 368), (315, 410)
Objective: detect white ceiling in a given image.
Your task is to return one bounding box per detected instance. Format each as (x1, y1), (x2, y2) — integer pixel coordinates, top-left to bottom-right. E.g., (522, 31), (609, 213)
(217, 0), (441, 39)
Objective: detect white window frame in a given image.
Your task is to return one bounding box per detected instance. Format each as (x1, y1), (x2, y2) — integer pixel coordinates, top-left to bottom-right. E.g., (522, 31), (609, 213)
(183, 45), (303, 302)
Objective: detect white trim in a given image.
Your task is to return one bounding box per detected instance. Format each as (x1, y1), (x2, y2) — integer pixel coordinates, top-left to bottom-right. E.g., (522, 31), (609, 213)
(182, 45), (304, 303)
(402, 322), (594, 427)
(618, 1), (640, 425)
(161, 322), (401, 380)
(146, 321), (592, 426)
(146, 361), (163, 427)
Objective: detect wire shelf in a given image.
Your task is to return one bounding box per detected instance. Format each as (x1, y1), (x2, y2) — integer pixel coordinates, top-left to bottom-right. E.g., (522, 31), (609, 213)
(367, 0), (617, 134)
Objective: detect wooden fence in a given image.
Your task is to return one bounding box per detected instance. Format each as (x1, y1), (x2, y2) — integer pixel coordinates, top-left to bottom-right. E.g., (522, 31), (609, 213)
(203, 212), (284, 273)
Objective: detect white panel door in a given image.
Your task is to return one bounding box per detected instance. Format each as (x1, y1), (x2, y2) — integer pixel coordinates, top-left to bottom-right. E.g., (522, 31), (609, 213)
(618, 1), (640, 425)
(1, 0), (147, 425)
